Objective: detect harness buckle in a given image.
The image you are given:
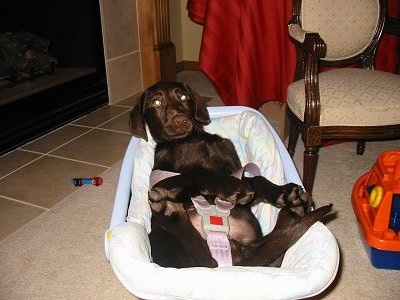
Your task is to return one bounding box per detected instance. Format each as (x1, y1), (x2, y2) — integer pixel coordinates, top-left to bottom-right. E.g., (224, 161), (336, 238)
(201, 214), (229, 235)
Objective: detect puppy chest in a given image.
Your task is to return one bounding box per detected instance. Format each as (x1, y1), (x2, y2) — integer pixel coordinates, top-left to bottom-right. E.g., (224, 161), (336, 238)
(155, 142), (237, 173)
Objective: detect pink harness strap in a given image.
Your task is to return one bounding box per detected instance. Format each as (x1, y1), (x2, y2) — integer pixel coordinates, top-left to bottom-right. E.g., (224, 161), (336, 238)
(191, 196), (233, 266)
(150, 169), (179, 186)
(149, 163), (261, 267)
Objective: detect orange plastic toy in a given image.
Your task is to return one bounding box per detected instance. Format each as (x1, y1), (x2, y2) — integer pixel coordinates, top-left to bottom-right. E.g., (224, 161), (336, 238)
(352, 150), (400, 269)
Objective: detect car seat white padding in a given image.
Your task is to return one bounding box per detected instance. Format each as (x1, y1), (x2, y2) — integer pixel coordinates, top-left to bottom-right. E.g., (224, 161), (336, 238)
(107, 110), (339, 300)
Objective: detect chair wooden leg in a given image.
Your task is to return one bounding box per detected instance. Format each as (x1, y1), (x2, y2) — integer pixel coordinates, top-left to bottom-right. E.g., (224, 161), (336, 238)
(303, 146), (319, 194)
(357, 140), (365, 155)
(287, 122), (300, 157)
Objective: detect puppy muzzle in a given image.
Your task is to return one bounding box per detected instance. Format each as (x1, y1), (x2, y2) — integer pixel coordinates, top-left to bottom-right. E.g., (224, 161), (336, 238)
(164, 114), (194, 137)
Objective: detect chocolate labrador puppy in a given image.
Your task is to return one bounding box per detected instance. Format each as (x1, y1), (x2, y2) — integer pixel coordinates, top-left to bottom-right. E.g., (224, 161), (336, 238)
(129, 81), (333, 268)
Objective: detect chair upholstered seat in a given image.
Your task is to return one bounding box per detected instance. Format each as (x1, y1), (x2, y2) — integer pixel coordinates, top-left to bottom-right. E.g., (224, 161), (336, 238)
(287, 68), (400, 126)
(286, 0), (400, 193)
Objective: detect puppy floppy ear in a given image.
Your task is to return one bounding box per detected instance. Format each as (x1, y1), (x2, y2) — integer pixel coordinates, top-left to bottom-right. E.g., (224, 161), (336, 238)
(184, 84), (211, 125)
(129, 95), (148, 141)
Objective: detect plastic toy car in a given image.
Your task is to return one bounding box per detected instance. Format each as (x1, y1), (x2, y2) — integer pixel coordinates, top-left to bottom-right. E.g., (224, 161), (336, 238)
(352, 150), (400, 269)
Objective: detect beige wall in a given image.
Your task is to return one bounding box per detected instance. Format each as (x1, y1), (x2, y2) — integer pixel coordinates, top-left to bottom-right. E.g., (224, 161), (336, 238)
(99, 0), (202, 103)
(99, 0), (142, 104)
(170, 0), (203, 63)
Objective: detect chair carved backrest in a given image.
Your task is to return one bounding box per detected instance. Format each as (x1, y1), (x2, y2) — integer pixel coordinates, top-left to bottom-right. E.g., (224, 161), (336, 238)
(286, 0), (400, 194)
(291, 0), (385, 67)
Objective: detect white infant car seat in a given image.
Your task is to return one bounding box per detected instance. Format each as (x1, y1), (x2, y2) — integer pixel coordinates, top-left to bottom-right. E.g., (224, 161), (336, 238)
(104, 106), (339, 300)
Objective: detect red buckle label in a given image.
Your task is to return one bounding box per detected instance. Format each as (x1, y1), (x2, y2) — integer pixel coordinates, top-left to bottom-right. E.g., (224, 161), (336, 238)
(210, 216), (223, 225)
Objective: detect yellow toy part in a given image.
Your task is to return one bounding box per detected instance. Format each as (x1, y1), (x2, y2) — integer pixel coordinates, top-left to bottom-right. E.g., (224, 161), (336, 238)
(369, 185), (383, 208)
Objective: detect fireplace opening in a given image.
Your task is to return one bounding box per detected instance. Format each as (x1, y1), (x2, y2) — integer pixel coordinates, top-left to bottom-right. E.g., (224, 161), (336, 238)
(0, 0), (108, 155)
(0, 31), (58, 88)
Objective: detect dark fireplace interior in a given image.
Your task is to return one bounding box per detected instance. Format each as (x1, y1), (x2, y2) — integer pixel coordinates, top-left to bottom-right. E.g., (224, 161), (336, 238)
(0, 0), (108, 155)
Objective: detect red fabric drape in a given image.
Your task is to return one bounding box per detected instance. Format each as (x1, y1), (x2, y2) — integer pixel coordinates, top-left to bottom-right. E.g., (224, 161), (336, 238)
(376, 0), (400, 73)
(187, 0), (296, 108)
(187, 0), (399, 108)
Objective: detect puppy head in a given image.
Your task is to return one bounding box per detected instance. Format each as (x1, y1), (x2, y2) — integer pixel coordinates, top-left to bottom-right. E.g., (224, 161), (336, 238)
(129, 81), (211, 142)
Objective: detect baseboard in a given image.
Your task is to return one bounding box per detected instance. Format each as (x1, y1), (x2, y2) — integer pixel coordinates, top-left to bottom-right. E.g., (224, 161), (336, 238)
(176, 61), (200, 72)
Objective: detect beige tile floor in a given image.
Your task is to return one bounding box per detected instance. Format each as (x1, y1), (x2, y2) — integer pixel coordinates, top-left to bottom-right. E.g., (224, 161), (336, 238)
(0, 71), (222, 243)
(0, 95), (139, 242)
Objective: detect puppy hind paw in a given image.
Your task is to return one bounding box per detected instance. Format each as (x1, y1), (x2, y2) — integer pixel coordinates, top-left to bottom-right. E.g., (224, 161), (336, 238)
(276, 184), (313, 210)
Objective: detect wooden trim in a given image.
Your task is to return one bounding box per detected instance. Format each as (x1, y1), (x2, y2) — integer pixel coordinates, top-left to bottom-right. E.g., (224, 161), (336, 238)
(153, 0), (176, 81)
(176, 60), (200, 72)
(137, 0), (161, 88)
(137, 0), (177, 87)
(153, 0), (171, 50)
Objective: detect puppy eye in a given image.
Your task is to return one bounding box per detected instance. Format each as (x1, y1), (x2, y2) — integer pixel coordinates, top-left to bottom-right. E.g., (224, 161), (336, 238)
(175, 88), (189, 101)
(151, 92), (163, 107)
(180, 93), (188, 101)
(153, 99), (162, 107)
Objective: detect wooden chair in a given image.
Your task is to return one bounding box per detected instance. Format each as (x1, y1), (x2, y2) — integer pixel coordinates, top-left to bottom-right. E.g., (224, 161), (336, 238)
(286, 0), (400, 194)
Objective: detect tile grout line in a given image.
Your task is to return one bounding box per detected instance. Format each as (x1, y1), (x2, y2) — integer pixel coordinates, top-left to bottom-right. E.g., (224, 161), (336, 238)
(46, 127), (97, 153)
(112, 103), (135, 108)
(0, 154), (45, 180)
(17, 148), (111, 169)
(21, 122), (73, 148)
(43, 152), (111, 169)
(68, 123), (132, 135)
(92, 107), (132, 128)
(70, 106), (131, 132)
(106, 50), (140, 62)
(0, 195), (49, 211)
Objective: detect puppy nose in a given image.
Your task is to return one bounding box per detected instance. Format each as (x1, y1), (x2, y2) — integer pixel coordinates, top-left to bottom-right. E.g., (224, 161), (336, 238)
(173, 115), (189, 128)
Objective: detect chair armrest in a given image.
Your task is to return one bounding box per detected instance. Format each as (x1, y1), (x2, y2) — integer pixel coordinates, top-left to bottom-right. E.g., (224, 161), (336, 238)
(288, 24), (327, 58)
(288, 23), (326, 127)
(288, 24), (309, 43)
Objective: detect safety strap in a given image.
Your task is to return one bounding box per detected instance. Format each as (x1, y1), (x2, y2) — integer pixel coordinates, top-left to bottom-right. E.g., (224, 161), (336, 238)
(191, 196), (233, 266)
(149, 163), (261, 267)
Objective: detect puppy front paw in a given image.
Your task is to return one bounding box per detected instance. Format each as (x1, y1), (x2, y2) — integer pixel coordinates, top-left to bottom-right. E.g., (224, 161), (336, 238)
(149, 186), (180, 202)
(150, 200), (182, 217)
(204, 176), (254, 205)
(148, 186), (182, 216)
